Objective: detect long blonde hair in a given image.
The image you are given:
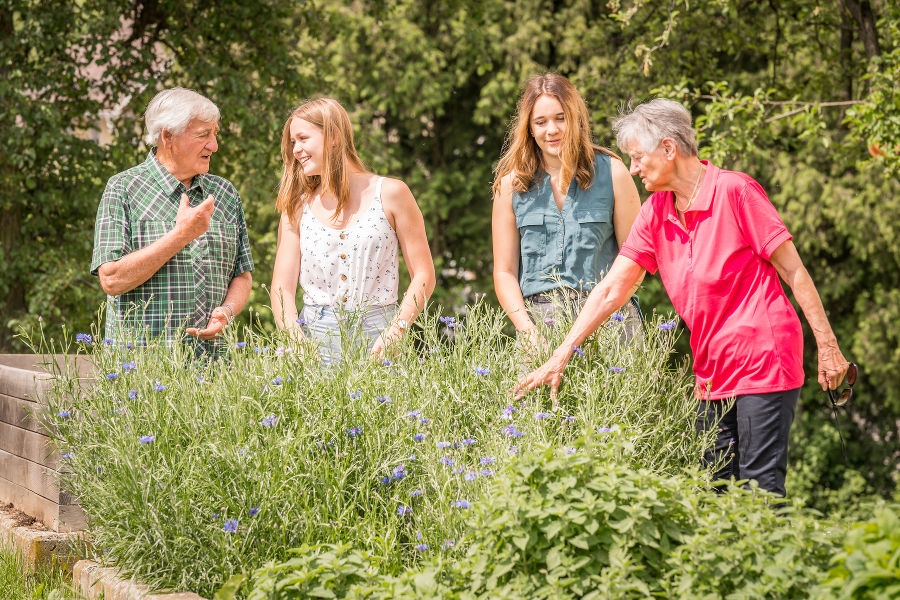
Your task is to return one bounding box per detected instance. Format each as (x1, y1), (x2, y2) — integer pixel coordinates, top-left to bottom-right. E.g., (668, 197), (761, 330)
(492, 73), (618, 197)
(276, 97), (367, 225)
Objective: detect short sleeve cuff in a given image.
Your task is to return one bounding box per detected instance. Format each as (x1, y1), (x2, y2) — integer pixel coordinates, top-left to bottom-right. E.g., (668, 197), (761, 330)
(619, 245), (658, 275)
(759, 229), (793, 261)
(90, 251), (125, 276)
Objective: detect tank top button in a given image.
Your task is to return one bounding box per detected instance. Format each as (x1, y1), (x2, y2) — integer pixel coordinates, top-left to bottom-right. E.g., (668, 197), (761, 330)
(340, 253), (347, 259)
(342, 296), (348, 303)
(340, 233), (346, 239)
(340, 274), (347, 281)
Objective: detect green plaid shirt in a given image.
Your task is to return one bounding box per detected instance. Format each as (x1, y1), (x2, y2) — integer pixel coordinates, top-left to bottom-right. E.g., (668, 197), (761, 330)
(91, 152), (254, 352)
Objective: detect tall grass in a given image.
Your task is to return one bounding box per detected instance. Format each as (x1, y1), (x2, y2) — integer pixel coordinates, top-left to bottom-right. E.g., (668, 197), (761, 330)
(31, 301), (710, 596)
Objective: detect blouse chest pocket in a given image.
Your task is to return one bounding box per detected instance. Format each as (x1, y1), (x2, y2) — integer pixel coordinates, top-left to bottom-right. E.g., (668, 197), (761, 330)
(574, 207), (613, 251)
(516, 213), (546, 256)
(205, 221), (238, 274)
(135, 220), (191, 265)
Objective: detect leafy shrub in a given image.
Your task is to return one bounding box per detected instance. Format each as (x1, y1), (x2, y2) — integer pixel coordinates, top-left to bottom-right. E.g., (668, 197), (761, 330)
(34, 302), (706, 596)
(245, 434), (845, 600)
(813, 504), (900, 599)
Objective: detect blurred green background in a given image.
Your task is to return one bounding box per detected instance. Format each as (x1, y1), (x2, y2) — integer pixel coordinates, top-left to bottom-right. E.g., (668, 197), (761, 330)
(2, 0), (898, 511)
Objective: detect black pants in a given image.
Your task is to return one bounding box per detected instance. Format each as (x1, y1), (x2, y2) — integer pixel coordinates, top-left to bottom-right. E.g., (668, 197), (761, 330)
(695, 388), (800, 497)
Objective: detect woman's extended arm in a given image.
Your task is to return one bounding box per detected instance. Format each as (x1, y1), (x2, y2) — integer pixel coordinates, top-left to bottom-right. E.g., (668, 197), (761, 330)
(769, 240), (849, 390)
(514, 255), (646, 401)
(371, 178), (436, 356)
(270, 211), (306, 340)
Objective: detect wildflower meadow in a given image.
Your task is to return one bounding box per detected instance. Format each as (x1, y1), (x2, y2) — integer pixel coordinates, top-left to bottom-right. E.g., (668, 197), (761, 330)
(29, 303), (900, 598)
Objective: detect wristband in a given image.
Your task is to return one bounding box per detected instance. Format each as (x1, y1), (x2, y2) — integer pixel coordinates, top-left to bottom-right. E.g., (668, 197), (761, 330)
(222, 304), (235, 322)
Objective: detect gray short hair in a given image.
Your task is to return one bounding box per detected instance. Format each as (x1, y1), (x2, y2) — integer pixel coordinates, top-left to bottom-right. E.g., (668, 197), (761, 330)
(144, 87), (220, 146)
(613, 98), (698, 157)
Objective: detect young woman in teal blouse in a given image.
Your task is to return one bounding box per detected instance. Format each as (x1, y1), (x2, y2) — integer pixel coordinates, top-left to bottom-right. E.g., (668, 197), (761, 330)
(492, 73), (642, 362)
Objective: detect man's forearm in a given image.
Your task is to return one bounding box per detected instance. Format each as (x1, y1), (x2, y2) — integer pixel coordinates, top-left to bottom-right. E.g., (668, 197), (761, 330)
(221, 271), (252, 316)
(98, 228), (191, 295)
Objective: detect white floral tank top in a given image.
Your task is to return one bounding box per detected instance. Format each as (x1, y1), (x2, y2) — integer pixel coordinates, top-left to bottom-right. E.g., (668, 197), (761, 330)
(300, 177), (399, 309)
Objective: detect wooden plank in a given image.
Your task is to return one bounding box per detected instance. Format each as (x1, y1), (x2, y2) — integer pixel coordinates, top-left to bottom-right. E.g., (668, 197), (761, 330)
(0, 364), (48, 403)
(0, 449), (65, 503)
(0, 421), (58, 469)
(0, 475), (64, 531)
(0, 392), (49, 435)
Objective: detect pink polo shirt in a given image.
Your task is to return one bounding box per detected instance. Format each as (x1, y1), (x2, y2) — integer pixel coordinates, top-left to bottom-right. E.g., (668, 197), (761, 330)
(620, 162), (804, 400)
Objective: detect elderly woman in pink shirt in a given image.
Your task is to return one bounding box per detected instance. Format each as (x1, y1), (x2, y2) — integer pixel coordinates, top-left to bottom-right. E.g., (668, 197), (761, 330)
(515, 98), (850, 497)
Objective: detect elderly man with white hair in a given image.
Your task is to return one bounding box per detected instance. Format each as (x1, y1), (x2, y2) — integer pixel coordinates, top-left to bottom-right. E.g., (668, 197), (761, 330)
(91, 87), (253, 354)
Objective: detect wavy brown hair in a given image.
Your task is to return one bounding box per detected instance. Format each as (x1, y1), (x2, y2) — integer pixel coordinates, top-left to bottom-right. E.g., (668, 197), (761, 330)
(276, 97), (367, 225)
(492, 73), (618, 197)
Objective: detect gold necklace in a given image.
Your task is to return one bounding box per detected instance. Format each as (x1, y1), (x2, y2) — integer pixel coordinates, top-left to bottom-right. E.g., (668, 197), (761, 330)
(677, 164), (704, 213)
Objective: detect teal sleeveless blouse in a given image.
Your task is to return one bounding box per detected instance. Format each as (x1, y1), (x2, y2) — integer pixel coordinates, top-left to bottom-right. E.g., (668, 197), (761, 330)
(513, 153), (618, 298)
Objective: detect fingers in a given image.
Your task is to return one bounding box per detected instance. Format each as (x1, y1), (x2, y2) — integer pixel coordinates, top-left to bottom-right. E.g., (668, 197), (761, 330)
(180, 193), (190, 209)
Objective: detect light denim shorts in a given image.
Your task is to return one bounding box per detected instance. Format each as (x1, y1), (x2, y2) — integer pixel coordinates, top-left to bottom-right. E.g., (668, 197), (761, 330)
(300, 303), (397, 364)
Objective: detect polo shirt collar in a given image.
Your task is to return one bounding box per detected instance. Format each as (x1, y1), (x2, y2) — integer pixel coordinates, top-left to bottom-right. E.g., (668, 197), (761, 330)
(145, 150), (209, 196)
(664, 160), (718, 226)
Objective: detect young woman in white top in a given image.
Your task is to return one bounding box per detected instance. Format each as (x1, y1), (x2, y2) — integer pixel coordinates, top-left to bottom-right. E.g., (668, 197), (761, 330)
(270, 97), (435, 362)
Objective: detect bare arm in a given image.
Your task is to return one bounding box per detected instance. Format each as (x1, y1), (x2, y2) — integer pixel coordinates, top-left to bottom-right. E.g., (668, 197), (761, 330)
(98, 193), (215, 295)
(270, 211), (305, 337)
(514, 255), (646, 401)
(769, 240), (849, 390)
(492, 174), (535, 332)
(372, 179), (436, 355)
(610, 157), (642, 249)
(185, 270), (252, 339)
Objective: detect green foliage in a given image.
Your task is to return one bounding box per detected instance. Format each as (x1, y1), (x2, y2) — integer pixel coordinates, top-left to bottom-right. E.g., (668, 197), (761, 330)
(0, 547), (78, 600)
(34, 303), (706, 596)
(813, 504), (900, 599)
(244, 433), (846, 600)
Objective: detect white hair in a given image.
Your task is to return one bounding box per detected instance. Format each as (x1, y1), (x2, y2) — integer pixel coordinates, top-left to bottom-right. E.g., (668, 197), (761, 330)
(613, 98), (698, 157)
(144, 87), (220, 146)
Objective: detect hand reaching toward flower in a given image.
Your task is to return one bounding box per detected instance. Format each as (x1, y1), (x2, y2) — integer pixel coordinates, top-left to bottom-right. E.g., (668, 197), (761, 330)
(186, 306), (231, 340)
(513, 346), (573, 403)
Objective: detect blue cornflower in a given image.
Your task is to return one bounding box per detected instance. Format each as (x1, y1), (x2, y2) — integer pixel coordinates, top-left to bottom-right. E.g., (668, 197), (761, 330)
(415, 544), (429, 551)
(408, 454), (417, 461)
(501, 405), (516, 419)
(420, 417), (430, 424)
(249, 507), (260, 517)
(474, 367), (489, 376)
(407, 409), (421, 418)
(75, 333), (92, 344)
(261, 415), (278, 428)
(295, 318), (306, 325)
(380, 475), (391, 484)
(413, 433), (425, 442)
(439, 457), (454, 466)
(347, 426), (362, 436)
(508, 446), (518, 455)
(234, 341), (246, 348)
(597, 425), (619, 434)
(439, 316), (456, 326)
(222, 518), (238, 533)
(213, 513), (219, 520)
(106, 373), (118, 381)
(349, 391), (361, 399)
(382, 360), (393, 366)
(451, 466), (465, 475)
(544, 317), (555, 325)
(611, 312), (625, 322)
(610, 366), (625, 373)
(139, 434), (155, 444)
(410, 489), (423, 497)
(565, 415), (577, 422)
(122, 361), (136, 372)
(452, 500), (472, 509)
(397, 505), (412, 516)
(659, 320), (677, 330)
(392, 465), (407, 480)
(436, 441), (451, 449)
(152, 383), (167, 391)
(464, 471), (478, 481)
(57, 410), (71, 418)
(566, 447), (577, 455)
(377, 396), (391, 404)
(572, 345), (584, 358)
(128, 390), (138, 400)
(272, 377), (283, 385)
(502, 425), (525, 438)
(481, 469), (494, 477)
(480, 457), (495, 465)
(461, 438), (476, 446)
(442, 539), (455, 549)
(534, 412), (551, 420)
(255, 346), (270, 354)
(61, 452), (74, 460)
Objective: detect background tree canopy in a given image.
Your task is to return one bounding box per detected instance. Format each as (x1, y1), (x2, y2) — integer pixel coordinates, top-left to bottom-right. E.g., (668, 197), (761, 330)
(2, 0), (898, 509)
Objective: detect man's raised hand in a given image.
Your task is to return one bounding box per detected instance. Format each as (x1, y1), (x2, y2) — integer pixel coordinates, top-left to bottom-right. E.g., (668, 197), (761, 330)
(175, 193), (215, 242)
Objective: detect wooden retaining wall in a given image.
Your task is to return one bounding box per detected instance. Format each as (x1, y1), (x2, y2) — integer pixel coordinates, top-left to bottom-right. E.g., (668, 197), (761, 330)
(0, 355), (89, 532)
